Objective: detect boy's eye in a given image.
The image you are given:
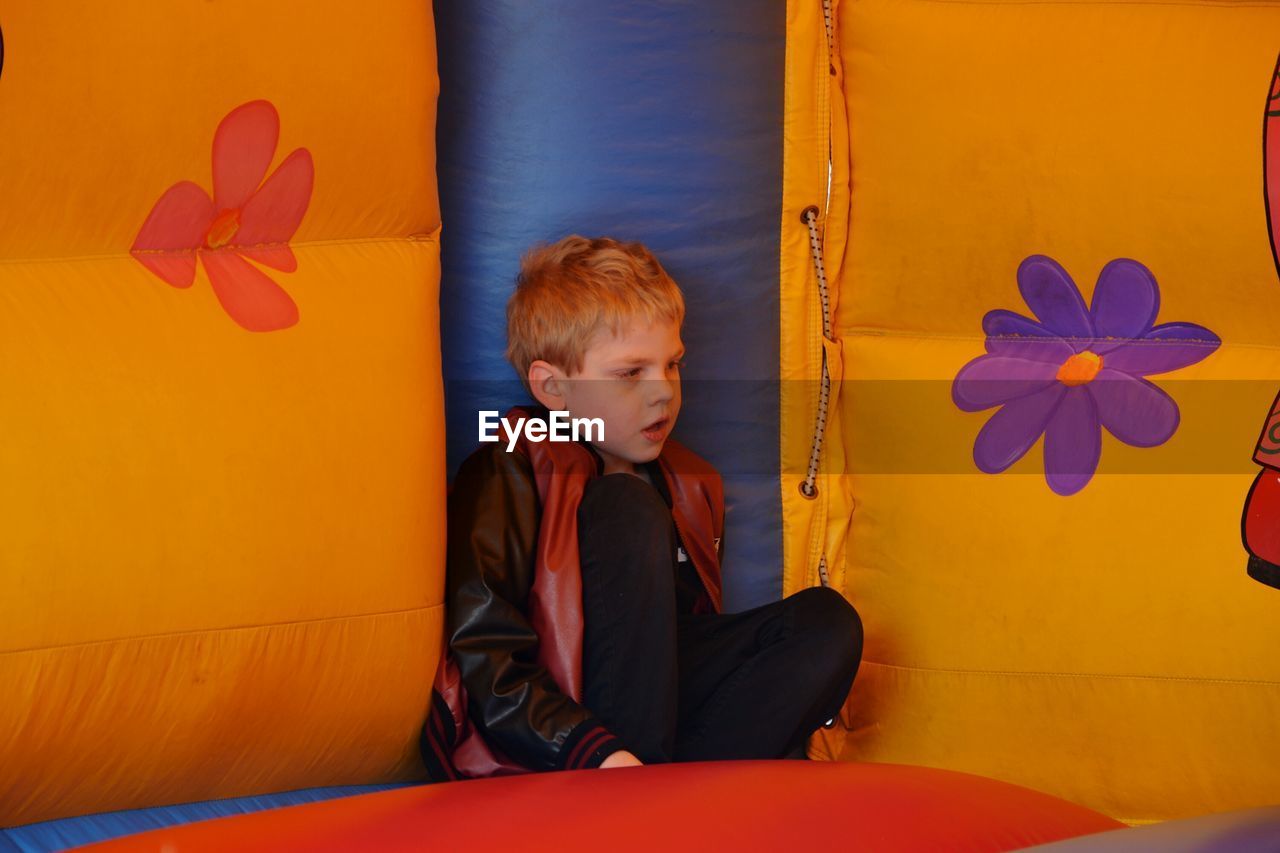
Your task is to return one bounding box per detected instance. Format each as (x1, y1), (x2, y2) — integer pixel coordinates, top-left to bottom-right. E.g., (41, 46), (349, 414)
(617, 360), (683, 379)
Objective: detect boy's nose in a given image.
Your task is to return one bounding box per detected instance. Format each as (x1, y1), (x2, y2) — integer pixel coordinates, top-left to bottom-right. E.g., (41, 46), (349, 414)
(647, 377), (676, 404)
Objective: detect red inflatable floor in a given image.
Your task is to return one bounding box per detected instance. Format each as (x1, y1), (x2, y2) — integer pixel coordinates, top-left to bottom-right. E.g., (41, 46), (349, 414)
(78, 760), (1125, 852)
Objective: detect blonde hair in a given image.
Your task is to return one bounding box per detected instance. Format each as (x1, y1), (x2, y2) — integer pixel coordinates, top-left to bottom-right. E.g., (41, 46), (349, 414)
(506, 235), (685, 392)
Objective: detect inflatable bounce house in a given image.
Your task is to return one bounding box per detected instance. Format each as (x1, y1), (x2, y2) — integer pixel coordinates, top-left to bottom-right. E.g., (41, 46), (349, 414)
(2, 1), (1279, 850)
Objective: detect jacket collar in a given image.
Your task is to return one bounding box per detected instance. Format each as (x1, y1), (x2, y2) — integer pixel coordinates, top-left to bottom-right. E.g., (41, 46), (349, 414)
(522, 402), (670, 506)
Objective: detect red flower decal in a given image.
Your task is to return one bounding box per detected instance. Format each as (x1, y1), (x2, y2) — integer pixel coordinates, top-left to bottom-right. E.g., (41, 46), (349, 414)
(131, 100), (314, 332)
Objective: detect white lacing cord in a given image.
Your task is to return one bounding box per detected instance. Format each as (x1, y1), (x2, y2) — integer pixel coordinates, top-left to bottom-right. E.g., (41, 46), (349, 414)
(800, 206), (833, 588)
(797, 2), (839, 590)
(821, 0), (833, 67)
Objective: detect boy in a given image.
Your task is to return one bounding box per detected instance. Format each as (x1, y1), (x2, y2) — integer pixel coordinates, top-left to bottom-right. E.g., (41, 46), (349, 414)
(420, 236), (862, 778)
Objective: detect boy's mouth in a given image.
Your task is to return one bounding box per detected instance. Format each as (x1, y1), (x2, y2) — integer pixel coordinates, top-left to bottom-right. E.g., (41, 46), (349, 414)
(640, 416), (670, 442)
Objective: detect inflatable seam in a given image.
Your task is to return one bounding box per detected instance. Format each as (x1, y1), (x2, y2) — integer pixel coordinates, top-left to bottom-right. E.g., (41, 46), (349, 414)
(908, 0), (1280, 8)
(0, 232), (440, 267)
(840, 326), (1280, 353)
(1, 602), (443, 657)
(862, 659), (1280, 686)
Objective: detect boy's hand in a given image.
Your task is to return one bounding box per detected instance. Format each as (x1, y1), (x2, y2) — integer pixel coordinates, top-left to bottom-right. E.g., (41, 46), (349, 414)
(599, 750), (643, 769)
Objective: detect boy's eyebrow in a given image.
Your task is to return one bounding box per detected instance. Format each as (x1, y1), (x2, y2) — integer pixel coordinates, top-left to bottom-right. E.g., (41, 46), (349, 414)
(611, 347), (686, 366)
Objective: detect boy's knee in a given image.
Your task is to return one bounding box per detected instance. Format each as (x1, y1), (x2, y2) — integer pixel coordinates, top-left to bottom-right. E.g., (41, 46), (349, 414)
(790, 586), (863, 657)
(579, 473), (670, 531)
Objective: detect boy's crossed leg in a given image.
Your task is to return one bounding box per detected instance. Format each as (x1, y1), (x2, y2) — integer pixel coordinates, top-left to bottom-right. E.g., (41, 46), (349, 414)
(578, 473), (862, 764)
(673, 587), (862, 761)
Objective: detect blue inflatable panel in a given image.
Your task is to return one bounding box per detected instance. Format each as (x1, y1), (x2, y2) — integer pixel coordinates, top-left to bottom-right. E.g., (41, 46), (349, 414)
(0, 784), (413, 853)
(434, 1), (786, 610)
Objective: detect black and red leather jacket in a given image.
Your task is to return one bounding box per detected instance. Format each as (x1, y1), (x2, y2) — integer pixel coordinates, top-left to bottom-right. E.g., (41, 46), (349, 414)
(419, 404), (726, 781)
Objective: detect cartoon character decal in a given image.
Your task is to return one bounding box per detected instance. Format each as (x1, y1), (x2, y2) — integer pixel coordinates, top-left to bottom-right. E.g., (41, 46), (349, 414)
(1241, 52), (1280, 590)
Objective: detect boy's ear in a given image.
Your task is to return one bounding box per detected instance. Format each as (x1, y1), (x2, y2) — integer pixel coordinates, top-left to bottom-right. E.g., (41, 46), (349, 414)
(527, 359), (567, 410)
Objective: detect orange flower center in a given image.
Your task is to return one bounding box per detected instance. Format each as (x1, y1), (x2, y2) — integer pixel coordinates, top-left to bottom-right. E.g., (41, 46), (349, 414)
(1056, 351), (1103, 386)
(204, 208), (241, 249)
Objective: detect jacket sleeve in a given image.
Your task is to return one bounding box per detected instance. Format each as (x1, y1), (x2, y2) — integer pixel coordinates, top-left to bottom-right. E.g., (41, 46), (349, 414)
(445, 444), (625, 771)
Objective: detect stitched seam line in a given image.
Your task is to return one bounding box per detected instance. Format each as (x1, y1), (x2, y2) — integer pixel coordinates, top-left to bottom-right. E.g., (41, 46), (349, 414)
(0, 233), (441, 267)
(988, 336), (1218, 346)
(1, 601), (444, 657)
(904, 0), (1278, 7)
(862, 659), (1280, 686)
(840, 326), (1280, 353)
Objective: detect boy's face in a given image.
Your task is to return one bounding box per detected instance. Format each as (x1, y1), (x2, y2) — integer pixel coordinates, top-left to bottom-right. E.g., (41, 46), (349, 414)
(529, 318), (684, 476)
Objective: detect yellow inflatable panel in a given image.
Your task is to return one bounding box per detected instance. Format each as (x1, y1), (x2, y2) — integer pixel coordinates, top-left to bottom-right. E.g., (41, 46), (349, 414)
(0, 0), (444, 826)
(810, 0), (1280, 826)
(780, 0), (856, 600)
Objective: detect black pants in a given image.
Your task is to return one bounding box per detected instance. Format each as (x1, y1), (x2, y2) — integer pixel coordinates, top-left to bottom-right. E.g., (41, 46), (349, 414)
(578, 473), (863, 764)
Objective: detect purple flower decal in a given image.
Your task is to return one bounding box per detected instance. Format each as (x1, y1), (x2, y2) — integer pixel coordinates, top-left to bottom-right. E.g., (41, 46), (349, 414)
(952, 255), (1220, 496)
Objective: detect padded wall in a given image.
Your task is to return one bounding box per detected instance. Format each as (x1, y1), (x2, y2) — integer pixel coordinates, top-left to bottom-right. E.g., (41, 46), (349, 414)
(810, 0), (1280, 826)
(0, 1), (444, 826)
(434, 1), (786, 611)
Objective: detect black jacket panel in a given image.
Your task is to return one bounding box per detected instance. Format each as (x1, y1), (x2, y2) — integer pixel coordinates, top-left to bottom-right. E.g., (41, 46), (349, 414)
(445, 443), (620, 771)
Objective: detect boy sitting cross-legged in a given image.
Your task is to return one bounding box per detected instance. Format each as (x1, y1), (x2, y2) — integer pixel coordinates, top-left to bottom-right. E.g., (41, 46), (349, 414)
(420, 235), (863, 778)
